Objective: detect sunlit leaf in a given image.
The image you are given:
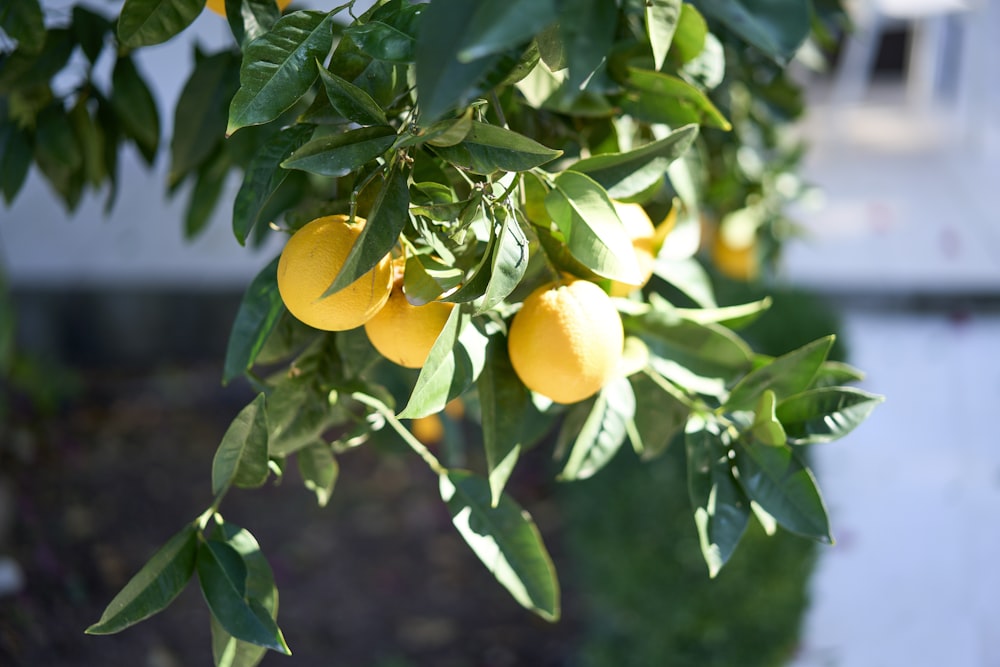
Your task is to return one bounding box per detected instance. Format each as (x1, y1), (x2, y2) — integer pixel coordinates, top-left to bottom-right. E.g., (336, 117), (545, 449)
(281, 125), (395, 177)
(645, 0), (682, 70)
(725, 335), (834, 410)
(777, 387), (883, 445)
(317, 64), (388, 126)
(558, 376), (635, 481)
(621, 67), (731, 130)
(478, 208), (529, 312)
(751, 390), (786, 446)
(696, 0), (811, 63)
(629, 370), (689, 459)
(440, 470), (560, 621)
(432, 121), (561, 175)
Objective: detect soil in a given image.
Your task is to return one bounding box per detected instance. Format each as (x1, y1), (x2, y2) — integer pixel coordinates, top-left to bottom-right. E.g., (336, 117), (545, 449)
(0, 363), (582, 667)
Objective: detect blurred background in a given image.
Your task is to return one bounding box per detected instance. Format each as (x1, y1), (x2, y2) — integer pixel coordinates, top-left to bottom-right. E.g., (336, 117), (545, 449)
(2, 1), (1000, 665)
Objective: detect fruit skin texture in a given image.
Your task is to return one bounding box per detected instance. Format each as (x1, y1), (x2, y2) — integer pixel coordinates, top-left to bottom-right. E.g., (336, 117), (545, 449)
(508, 278), (624, 404)
(609, 201), (657, 297)
(205, 0), (292, 17)
(364, 285), (455, 368)
(277, 215), (392, 331)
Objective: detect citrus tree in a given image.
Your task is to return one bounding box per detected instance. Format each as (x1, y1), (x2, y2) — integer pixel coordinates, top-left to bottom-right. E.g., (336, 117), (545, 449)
(1, 0), (882, 662)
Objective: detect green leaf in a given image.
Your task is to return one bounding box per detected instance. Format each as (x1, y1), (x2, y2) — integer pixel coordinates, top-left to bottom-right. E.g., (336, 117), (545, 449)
(117, 0), (203, 48)
(0, 121), (33, 204)
(281, 125), (395, 177)
(569, 124), (697, 199)
(208, 520), (278, 667)
(646, 0), (682, 70)
(725, 335), (834, 411)
(414, 0), (501, 122)
(685, 414), (749, 577)
(110, 55), (160, 164)
(317, 64), (388, 126)
(629, 371), (689, 459)
(68, 97), (106, 188)
(777, 387), (884, 445)
(751, 390), (786, 446)
(810, 360), (866, 389)
(558, 376), (635, 481)
(457, 0), (556, 61)
(322, 164), (408, 297)
(232, 124), (313, 245)
(734, 439), (831, 542)
(479, 208), (529, 312)
(170, 49), (241, 186)
(225, 0), (281, 49)
(476, 338), (529, 506)
(628, 304), (752, 394)
(670, 3), (707, 64)
(297, 441), (338, 507)
(1, 0), (45, 52)
(227, 10), (338, 134)
(86, 524), (197, 634)
(558, 0), (617, 92)
(0, 28), (74, 95)
(696, 0), (811, 63)
(33, 103), (83, 210)
(621, 67), (731, 130)
(267, 377), (347, 456)
(544, 170), (641, 284)
(440, 470), (560, 621)
(196, 540), (291, 654)
(72, 6), (113, 64)
(653, 257), (715, 307)
(433, 121), (561, 175)
(212, 394), (270, 496)
(343, 18), (416, 64)
(222, 257), (284, 384)
(399, 307), (489, 419)
(671, 296), (771, 330)
(184, 148), (230, 238)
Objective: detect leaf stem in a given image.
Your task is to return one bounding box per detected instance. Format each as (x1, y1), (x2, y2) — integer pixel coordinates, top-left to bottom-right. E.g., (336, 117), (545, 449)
(350, 392), (447, 475)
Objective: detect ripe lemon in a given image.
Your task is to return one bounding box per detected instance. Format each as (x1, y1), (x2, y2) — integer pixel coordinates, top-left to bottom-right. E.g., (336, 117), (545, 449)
(609, 201), (657, 297)
(411, 414), (444, 444)
(507, 278), (624, 404)
(277, 215), (393, 331)
(710, 222), (759, 282)
(364, 282), (455, 369)
(205, 0), (292, 17)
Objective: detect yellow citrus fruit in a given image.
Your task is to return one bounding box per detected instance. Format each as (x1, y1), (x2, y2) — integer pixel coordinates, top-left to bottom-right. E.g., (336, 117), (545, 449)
(277, 215), (392, 331)
(507, 277), (624, 404)
(609, 201), (657, 297)
(711, 226), (759, 282)
(364, 282), (455, 369)
(411, 414), (444, 444)
(205, 0), (292, 17)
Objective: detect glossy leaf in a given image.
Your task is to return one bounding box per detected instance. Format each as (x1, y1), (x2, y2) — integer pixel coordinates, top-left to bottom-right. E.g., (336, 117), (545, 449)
(477, 338), (529, 506)
(653, 256), (715, 307)
(223, 257), (284, 384)
(227, 10), (338, 134)
(569, 124), (697, 199)
(777, 387), (884, 445)
(86, 524), (197, 634)
(317, 65), (388, 126)
(457, 0), (556, 62)
(344, 18), (416, 64)
(117, 0), (202, 48)
(734, 439), (831, 542)
(725, 335), (834, 411)
(232, 124), (313, 245)
(544, 170), (641, 284)
(110, 56), (160, 164)
(225, 0), (280, 49)
(297, 440), (338, 507)
(170, 50), (241, 186)
(281, 125), (395, 177)
(696, 0), (811, 63)
(1, 0), (45, 52)
(322, 165), (408, 298)
(196, 540), (291, 654)
(685, 415), (749, 577)
(433, 121), (561, 175)
(479, 209), (529, 312)
(558, 376), (635, 481)
(621, 67), (731, 130)
(414, 0), (500, 122)
(646, 0), (682, 70)
(398, 307), (489, 419)
(810, 360), (866, 389)
(670, 3), (708, 64)
(212, 394), (270, 496)
(208, 521), (278, 667)
(440, 470), (560, 621)
(751, 390), (786, 446)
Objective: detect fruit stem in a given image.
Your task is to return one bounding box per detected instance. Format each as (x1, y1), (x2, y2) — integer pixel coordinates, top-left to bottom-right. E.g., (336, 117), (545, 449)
(351, 392), (447, 476)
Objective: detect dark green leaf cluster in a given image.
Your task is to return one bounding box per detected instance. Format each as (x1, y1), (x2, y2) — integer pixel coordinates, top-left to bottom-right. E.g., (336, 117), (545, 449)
(1, 0), (880, 660)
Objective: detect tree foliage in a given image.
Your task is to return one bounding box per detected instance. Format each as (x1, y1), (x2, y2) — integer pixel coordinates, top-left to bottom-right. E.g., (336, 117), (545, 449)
(0, 0), (878, 662)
